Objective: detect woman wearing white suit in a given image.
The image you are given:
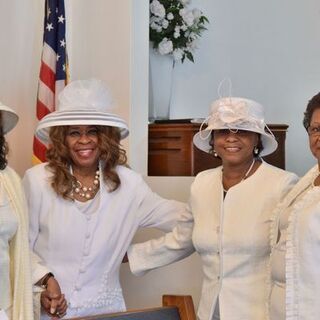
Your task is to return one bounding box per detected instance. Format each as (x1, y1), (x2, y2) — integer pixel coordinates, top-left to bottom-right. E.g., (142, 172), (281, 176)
(128, 97), (298, 320)
(269, 92), (320, 320)
(23, 79), (188, 319)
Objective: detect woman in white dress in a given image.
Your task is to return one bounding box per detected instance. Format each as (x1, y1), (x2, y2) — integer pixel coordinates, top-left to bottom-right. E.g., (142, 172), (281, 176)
(269, 92), (320, 320)
(0, 102), (66, 319)
(23, 79), (188, 319)
(128, 96), (298, 320)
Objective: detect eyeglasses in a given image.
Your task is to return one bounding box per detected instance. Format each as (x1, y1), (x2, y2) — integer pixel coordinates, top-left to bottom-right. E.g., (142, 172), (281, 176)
(214, 129), (251, 136)
(307, 124), (320, 137)
(66, 127), (99, 138)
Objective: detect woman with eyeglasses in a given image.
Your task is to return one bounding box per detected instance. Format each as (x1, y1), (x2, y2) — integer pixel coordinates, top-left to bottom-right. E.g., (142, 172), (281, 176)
(269, 92), (320, 320)
(23, 79), (188, 319)
(128, 96), (298, 320)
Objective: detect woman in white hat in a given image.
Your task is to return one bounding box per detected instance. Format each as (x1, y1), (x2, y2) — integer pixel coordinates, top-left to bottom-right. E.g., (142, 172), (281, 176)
(0, 102), (66, 319)
(23, 79), (188, 319)
(269, 92), (320, 320)
(128, 97), (298, 320)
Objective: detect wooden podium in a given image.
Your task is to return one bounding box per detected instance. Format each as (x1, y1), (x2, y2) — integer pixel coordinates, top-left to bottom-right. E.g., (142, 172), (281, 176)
(67, 295), (196, 320)
(148, 120), (288, 176)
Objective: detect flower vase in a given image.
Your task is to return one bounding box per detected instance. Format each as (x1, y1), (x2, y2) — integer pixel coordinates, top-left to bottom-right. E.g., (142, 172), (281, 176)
(149, 50), (174, 121)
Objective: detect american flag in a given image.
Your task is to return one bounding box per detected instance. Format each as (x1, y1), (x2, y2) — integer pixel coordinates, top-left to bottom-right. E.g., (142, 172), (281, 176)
(33, 0), (69, 163)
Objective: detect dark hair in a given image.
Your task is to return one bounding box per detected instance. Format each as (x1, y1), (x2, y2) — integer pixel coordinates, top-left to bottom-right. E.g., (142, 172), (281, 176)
(46, 125), (127, 200)
(209, 130), (264, 156)
(303, 92), (320, 131)
(0, 113), (8, 170)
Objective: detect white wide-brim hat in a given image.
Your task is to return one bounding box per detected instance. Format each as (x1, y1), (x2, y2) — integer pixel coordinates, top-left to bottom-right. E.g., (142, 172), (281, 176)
(193, 97), (277, 157)
(0, 102), (19, 134)
(36, 79), (129, 144)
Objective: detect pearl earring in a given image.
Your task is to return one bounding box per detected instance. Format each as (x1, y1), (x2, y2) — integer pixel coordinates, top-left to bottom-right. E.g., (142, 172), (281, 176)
(213, 150), (218, 157)
(254, 146), (259, 155)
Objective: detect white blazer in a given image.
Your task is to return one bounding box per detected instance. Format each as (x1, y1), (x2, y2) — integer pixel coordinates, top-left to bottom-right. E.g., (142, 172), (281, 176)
(270, 165), (320, 320)
(129, 162), (298, 320)
(23, 163), (188, 318)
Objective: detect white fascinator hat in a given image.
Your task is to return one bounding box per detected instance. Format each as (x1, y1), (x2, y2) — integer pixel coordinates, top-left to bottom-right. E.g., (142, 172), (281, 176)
(36, 79), (129, 144)
(0, 102), (19, 134)
(193, 96), (278, 157)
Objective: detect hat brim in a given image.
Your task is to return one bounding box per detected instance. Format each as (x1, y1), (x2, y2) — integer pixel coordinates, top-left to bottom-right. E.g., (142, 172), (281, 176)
(0, 104), (19, 134)
(36, 110), (129, 145)
(193, 127), (278, 157)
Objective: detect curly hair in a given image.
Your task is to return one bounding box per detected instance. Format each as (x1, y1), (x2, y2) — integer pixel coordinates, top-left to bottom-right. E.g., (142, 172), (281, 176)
(0, 114), (9, 170)
(46, 125), (127, 200)
(0, 127), (9, 170)
(303, 92), (320, 131)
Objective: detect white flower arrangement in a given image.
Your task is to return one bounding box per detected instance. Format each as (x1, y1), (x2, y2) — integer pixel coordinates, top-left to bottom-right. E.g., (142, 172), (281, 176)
(150, 0), (209, 63)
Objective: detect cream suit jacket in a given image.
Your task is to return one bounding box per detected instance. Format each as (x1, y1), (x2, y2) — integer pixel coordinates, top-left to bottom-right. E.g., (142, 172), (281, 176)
(129, 162), (298, 320)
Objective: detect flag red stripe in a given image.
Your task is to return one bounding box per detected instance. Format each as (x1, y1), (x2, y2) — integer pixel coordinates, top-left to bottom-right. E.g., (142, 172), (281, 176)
(39, 62), (56, 93)
(33, 136), (47, 163)
(33, 0), (68, 164)
(36, 99), (51, 120)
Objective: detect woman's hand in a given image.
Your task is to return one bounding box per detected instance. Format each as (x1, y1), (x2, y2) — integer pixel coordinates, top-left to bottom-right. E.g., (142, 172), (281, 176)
(41, 276), (67, 318)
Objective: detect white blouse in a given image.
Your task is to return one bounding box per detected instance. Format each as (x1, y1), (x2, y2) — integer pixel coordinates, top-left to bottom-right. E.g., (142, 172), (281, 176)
(23, 163), (187, 319)
(270, 185), (311, 320)
(0, 182), (18, 316)
(269, 165), (320, 320)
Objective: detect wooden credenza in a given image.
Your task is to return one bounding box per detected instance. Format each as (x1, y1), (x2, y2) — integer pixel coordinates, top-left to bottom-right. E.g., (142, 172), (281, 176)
(148, 121), (288, 176)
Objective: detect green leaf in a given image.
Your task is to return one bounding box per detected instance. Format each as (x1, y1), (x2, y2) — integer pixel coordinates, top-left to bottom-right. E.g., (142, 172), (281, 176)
(186, 51), (194, 63)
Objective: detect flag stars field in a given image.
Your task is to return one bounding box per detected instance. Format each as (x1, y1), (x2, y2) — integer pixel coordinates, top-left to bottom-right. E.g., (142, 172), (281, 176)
(58, 15), (65, 23)
(46, 23), (53, 31)
(33, 0), (69, 164)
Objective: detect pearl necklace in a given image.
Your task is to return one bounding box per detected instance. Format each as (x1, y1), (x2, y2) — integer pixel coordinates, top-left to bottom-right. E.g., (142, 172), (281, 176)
(222, 159), (256, 193)
(72, 170), (100, 200)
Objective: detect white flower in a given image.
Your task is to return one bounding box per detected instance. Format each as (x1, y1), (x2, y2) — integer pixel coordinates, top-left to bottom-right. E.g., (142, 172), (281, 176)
(181, 10), (194, 27)
(149, 0), (208, 62)
(167, 12), (174, 20)
(187, 39), (198, 50)
(173, 48), (184, 61)
(150, 15), (161, 24)
(174, 26), (181, 38)
(150, 22), (158, 30)
(192, 8), (202, 20)
(179, 8), (186, 16)
(162, 19), (169, 29)
(158, 38), (173, 55)
(180, 24), (188, 31)
(150, 0), (166, 18)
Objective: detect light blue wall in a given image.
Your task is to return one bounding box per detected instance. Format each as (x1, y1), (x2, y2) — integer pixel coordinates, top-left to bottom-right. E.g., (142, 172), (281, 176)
(151, 0), (320, 176)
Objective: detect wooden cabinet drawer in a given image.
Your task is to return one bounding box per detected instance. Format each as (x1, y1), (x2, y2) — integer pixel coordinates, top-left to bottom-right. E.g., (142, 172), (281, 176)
(148, 121), (288, 176)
